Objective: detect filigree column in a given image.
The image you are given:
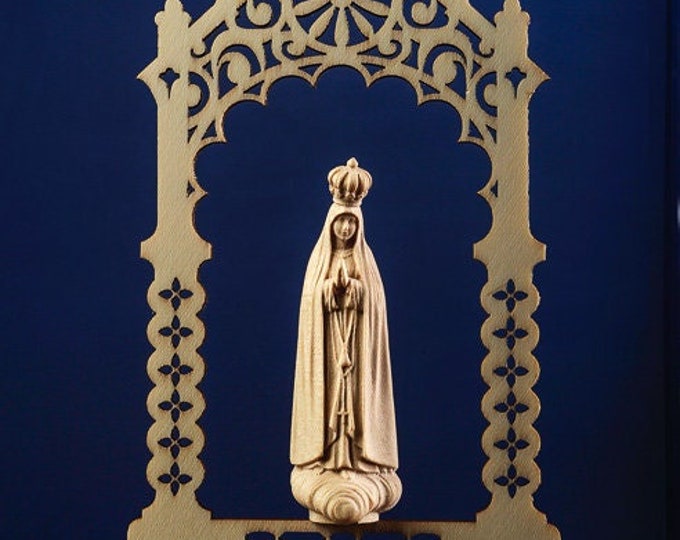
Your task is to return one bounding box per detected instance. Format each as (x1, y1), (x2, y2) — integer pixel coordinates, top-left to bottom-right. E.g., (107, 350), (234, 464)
(137, 0), (212, 524)
(474, 1), (551, 536)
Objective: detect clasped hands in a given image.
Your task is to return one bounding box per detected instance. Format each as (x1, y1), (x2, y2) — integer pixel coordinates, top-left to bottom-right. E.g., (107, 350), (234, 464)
(323, 264), (363, 311)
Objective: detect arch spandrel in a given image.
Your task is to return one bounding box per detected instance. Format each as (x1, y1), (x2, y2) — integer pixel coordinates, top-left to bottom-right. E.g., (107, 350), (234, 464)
(140, 0), (546, 159)
(130, 1), (560, 539)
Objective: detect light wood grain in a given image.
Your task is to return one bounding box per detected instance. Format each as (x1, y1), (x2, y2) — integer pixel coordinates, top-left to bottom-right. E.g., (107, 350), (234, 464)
(129, 0), (560, 538)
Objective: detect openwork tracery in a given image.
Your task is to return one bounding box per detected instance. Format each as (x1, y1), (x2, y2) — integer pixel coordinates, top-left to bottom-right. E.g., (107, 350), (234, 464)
(130, 1), (560, 539)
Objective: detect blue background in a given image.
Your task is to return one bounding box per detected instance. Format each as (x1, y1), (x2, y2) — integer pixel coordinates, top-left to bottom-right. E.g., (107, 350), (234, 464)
(1, 1), (676, 539)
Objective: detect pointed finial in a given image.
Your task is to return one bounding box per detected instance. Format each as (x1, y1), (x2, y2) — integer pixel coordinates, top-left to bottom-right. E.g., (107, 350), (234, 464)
(503, 0), (522, 12)
(155, 0), (190, 29)
(164, 0), (184, 11)
(496, 0), (528, 27)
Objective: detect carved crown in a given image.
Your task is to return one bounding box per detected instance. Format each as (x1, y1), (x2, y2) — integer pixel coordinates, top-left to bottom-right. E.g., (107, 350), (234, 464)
(328, 157), (372, 207)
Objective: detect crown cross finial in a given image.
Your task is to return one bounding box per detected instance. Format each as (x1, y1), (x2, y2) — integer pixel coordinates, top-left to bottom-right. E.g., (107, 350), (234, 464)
(328, 157), (372, 206)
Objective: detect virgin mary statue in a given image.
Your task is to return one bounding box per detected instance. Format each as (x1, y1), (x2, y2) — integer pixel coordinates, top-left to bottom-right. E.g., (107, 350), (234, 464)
(290, 158), (401, 524)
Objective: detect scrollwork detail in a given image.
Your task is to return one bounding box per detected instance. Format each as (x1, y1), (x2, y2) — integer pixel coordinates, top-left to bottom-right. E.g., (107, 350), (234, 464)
(243, 0), (277, 28)
(172, 0), (504, 153)
(409, 0), (442, 27)
(188, 72), (210, 116)
(220, 49), (257, 87)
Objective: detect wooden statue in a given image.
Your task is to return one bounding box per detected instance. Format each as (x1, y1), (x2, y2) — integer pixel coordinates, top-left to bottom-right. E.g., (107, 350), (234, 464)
(291, 158), (401, 524)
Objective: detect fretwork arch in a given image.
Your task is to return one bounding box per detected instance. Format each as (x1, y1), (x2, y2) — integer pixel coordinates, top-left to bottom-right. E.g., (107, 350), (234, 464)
(129, 1), (561, 539)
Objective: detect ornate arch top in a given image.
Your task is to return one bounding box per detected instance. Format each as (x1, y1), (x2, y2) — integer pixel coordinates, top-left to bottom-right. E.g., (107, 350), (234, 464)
(140, 0), (546, 158)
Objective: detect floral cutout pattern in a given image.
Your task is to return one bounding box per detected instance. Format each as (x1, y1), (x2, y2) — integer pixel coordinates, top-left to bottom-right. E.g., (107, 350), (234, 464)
(493, 355), (529, 388)
(293, 0), (389, 48)
(492, 317), (528, 349)
(494, 428), (529, 461)
(159, 390), (194, 423)
(492, 279), (528, 312)
(158, 353), (194, 386)
(494, 464), (529, 499)
(159, 426), (193, 459)
(159, 316), (193, 348)
(493, 392), (529, 424)
(158, 462), (192, 496)
(490, 277), (533, 498)
(156, 278), (198, 495)
(159, 278), (194, 311)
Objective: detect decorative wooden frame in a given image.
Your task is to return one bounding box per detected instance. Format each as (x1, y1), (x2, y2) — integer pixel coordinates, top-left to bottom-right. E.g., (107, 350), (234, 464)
(128, 0), (560, 538)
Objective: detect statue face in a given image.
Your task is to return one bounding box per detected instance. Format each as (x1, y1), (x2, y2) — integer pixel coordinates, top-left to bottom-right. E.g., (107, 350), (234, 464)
(332, 214), (358, 242)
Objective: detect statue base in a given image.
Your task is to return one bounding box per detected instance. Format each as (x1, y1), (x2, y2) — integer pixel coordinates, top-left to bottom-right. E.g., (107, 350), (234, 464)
(291, 466), (402, 525)
(310, 511), (378, 524)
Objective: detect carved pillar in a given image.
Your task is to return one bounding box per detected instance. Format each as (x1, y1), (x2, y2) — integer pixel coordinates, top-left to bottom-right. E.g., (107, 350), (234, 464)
(474, 1), (551, 534)
(138, 0), (211, 518)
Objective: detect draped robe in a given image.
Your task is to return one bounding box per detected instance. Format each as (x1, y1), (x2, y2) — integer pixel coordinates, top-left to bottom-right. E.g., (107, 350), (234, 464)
(290, 203), (398, 471)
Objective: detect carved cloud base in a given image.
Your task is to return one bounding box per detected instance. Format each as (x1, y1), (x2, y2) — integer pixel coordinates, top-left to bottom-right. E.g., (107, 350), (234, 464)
(291, 466), (402, 524)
